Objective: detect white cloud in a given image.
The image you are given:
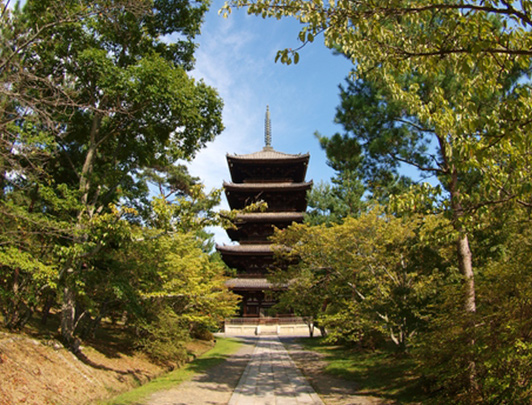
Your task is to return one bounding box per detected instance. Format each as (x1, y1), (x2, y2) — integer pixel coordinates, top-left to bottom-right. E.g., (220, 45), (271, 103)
(187, 11), (273, 244)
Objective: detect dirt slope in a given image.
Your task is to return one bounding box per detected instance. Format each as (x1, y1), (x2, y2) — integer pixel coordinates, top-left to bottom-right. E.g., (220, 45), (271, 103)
(0, 332), (165, 404)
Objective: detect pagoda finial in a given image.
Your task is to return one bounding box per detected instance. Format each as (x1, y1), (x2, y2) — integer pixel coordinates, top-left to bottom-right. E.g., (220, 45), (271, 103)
(264, 105), (272, 150)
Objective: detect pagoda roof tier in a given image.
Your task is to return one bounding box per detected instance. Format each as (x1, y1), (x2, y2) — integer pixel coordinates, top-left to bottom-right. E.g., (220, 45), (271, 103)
(227, 212), (304, 244)
(217, 244), (273, 254)
(217, 244), (288, 274)
(224, 181), (312, 212)
(227, 149), (309, 183)
(234, 212), (304, 223)
(227, 148), (309, 162)
(225, 277), (288, 291)
(225, 278), (273, 290)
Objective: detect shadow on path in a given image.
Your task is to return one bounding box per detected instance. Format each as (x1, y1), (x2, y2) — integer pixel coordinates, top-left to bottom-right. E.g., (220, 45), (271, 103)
(144, 338), (257, 405)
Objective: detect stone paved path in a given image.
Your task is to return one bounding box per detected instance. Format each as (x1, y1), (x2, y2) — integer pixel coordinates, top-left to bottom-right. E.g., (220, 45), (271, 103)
(228, 336), (324, 405)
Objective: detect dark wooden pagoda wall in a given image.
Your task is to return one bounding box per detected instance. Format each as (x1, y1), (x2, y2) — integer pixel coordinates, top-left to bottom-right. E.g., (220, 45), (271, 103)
(220, 151), (310, 318)
(228, 161), (308, 183)
(227, 220), (299, 244)
(237, 291), (276, 317)
(222, 253), (276, 276)
(225, 189), (309, 212)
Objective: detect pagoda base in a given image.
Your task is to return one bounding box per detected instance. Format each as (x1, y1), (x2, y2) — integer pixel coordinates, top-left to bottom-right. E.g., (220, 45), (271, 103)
(223, 316), (322, 337)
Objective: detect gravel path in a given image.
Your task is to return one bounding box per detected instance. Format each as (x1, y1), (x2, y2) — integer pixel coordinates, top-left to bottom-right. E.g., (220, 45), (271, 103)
(144, 338), (256, 405)
(282, 339), (388, 405)
(142, 336), (388, 405)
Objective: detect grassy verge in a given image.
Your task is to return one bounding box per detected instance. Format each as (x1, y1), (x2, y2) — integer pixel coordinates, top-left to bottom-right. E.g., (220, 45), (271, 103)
(298, 338), (426, 403)
(104, 337), (244, 405)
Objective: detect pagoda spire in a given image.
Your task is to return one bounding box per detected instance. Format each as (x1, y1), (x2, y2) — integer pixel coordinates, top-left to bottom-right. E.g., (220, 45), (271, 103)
(264, 105), (272, 150)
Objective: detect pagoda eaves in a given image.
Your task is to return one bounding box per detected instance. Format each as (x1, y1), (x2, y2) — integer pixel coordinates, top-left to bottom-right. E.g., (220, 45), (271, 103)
(224, 181), (312, 212)
(227, 150), (309, 183)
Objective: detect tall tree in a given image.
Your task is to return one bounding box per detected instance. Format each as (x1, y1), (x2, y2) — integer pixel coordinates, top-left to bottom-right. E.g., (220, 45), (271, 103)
(305, 174), (365, 225)
(317, 79), (417, 201)
(1, 0), (224, 347)
(319, 67), (532, 397)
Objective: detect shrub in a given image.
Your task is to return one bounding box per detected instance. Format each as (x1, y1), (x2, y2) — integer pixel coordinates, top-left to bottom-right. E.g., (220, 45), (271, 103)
(138, 308), (189, 368)
(321, 301), (385, 349)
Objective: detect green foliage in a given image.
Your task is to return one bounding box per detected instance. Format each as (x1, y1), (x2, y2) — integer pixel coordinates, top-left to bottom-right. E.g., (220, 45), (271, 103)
(65, 203), (239, 352)
(280, 203), (532, 402)
(0, 0), (238, 358)
(319, 300), (384, 348)
(417, 214), (532, 402)
(273, 207), (449, 351)
(0, 184), (71, 329)
(305, 174), (365, 225)
(316, 79), (416, 203)
(137, 307), (189, 367)
(0, 247), (58, 330)
(136, 231), (238, 331)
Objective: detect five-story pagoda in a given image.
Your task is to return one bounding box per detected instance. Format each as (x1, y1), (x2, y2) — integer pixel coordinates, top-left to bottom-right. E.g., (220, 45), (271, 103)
(217, 107), (312, 317)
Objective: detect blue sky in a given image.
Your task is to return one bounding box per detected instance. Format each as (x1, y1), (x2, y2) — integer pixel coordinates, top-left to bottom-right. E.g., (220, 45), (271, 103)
(188, 3), (354, 192)
(187, 4), (355, 243)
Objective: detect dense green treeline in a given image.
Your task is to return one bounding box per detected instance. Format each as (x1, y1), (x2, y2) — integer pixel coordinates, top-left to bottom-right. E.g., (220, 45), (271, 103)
(0, 0), (237, 363)
(221, 0), (532, 401)
(273, 70), (532, 398)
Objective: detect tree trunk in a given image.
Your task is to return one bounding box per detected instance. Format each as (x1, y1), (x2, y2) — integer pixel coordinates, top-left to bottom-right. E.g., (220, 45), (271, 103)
(307, 321), (314, 338)
(5, 268), (22, 330)
(60, 113), (101, 350)
(41, 294), (55, 325)
(450, 168), (478, 397)
(449, 167), (477, 314)
(78, 113), (101, 218)
(0, 131), (9, 198)
(61, 283), (76, 347)
(86, 314), (103, 339)
(457, 232), (476, 313)
(457, 231), (478, 393)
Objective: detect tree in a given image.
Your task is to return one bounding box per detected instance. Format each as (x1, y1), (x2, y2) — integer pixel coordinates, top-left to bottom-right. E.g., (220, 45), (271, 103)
(317, 79), (417, 201)
(222, 2), (532, 393)
(132, 231), (238, 365)
(317, 73), (532, 399)
(270, 265), (325, 337)
(305, 175), (365, 225)
(320, 61), (529, 334)
(272, 208), (449, 350)
(415, 204), (532, 401)
(1, 0), (224, 347)
(320, 70), (531, 397)
(221, 0), (532, 67)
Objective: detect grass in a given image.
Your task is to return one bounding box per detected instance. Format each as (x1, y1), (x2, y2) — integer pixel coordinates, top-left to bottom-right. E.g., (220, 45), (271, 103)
(103, 337), (244, 405)
(298, 338), (427, 403)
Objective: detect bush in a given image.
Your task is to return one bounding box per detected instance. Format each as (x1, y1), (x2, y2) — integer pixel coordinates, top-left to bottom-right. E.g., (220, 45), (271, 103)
(321, 301), (385, 349)
(190, 325), (214, 341)
(415, 255), (532, 403)
(138, 308), (189, 368)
